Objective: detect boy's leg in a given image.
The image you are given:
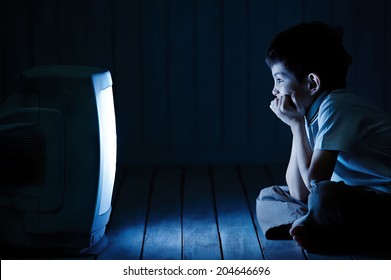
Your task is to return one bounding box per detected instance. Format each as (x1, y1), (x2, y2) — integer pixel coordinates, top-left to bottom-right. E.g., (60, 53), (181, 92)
(290, 180), (391, 252)
(256, 186), (308, 240)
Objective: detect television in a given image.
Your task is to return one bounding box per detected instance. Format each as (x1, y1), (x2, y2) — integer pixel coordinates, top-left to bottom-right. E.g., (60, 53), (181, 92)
(0, 65), (117, 256)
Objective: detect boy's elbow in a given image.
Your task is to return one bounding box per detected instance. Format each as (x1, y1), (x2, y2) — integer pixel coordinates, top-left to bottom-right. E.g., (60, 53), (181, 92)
(306, 168), (328, 191)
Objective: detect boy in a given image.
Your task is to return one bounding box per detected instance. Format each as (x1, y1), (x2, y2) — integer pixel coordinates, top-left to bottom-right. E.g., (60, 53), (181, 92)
(256, 22), (391, 253)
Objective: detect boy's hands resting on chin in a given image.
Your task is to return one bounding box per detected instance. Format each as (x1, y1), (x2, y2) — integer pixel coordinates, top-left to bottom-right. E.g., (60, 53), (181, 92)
(269, 93), (306, 127)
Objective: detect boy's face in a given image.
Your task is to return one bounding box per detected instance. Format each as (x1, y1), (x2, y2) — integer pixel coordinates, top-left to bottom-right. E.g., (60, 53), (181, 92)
(270, 62), (315, 111)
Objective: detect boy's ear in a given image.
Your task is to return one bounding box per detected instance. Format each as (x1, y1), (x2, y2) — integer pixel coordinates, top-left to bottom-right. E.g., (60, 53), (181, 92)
(307, 73), (321, 95)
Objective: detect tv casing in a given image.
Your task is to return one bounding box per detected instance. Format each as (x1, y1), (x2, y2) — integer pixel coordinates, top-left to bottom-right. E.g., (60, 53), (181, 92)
(0, 65), (117, 254)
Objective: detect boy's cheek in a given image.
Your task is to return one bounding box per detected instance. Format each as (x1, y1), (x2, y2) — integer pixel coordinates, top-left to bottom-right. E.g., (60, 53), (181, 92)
(290, 92), (303, 102)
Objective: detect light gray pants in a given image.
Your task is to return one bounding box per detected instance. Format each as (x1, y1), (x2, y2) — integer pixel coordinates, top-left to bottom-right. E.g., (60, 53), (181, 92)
(256, 180), (391, 247)
(256, 185), (307, 239)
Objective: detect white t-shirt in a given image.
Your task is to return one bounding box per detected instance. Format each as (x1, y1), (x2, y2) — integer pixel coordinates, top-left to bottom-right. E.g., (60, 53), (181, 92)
(306, 89), (391, 193)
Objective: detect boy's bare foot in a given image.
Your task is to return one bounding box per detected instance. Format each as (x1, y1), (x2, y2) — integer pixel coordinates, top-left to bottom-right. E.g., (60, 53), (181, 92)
(290, 222), (344, 253)
(289, 217), (326, 252)
(289, 224), (309, 249)
(289, 215), (381, 254)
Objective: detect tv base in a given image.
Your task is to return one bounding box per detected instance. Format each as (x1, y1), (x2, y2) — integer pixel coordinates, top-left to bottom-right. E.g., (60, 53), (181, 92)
(80, 234), (109, 255)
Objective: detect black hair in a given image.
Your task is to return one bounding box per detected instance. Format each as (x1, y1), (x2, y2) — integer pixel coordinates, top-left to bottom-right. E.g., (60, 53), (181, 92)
(266, 21), (352, 90)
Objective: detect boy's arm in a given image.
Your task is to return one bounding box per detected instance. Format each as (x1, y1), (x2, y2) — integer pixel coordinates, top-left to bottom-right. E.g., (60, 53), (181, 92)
(271, 95), (338, 200)
(286, 139), (309, 201)
(290, 120), (338, 196)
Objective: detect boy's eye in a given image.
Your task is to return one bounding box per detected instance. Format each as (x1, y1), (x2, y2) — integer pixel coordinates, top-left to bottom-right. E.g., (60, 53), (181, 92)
(276, 78), (283, 84)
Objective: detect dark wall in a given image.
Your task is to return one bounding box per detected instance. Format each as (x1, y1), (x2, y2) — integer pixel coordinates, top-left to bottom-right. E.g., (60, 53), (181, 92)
(2, 0), (391, 165)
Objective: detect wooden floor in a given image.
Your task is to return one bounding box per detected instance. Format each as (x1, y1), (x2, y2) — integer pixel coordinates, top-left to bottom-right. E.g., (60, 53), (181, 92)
(95, 164), (391, 260)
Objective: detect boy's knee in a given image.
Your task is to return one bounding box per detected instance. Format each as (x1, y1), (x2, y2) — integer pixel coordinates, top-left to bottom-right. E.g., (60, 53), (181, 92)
(309, 180), (347, 211)
(257, 185), (289, 203)
(257, 186), (274, 201)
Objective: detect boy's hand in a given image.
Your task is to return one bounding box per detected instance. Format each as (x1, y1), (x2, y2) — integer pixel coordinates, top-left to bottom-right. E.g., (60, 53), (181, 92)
(270, 93), (305, 126)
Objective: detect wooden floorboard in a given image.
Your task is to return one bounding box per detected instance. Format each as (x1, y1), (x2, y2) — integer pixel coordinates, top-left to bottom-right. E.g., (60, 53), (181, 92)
(141, 167), (182, 260)
(182, 166), (222, 260)
(211, 166), (263, 260)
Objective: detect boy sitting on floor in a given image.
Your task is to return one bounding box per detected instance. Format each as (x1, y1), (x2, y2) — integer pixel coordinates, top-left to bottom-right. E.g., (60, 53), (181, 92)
(256, 21), (391, 253)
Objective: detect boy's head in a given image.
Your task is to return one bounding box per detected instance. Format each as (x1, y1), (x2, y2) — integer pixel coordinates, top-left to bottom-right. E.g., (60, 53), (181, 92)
(266, 21), (352, 91)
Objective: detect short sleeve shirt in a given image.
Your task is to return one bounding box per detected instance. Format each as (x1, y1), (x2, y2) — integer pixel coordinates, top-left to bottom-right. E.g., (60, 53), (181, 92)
(306, 89), (391, 193)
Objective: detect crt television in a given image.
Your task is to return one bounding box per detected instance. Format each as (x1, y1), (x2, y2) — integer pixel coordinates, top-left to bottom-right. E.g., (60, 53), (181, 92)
(0, 65), (117, 255)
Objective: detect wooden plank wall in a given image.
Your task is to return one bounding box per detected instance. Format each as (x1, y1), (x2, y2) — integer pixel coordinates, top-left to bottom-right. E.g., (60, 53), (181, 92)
(2, 0), (391, 165)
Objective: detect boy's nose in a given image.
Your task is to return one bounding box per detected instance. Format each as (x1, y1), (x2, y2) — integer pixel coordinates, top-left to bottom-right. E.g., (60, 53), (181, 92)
(272, 87), (279, 96)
